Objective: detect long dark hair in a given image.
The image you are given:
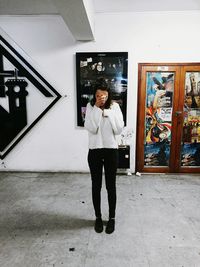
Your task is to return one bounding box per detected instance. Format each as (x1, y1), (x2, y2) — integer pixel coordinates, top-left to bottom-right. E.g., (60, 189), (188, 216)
(90, 78), (112, 108)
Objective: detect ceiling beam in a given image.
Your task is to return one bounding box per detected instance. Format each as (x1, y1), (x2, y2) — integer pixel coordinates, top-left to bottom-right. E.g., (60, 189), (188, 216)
(0, 0), (95, 41)
(53, 0), (94, 41)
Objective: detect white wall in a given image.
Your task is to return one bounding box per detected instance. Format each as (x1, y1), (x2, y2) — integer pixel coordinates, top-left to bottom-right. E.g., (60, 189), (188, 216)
(0, 11), (200, 172)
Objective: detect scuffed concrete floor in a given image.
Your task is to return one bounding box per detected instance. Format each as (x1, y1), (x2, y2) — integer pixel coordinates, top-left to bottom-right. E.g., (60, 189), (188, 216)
(0, 172), (200, 267)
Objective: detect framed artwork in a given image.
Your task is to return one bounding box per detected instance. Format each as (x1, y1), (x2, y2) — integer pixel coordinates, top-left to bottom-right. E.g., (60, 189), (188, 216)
(76, 52), (128, 126)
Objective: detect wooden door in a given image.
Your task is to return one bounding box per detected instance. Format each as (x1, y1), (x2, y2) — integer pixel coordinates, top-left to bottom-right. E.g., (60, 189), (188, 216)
(136, 63), (200, 173)
(178, 66), (200, 173)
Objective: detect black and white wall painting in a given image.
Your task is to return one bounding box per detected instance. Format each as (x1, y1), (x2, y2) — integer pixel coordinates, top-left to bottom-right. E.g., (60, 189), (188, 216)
(0, 30), (61, 159)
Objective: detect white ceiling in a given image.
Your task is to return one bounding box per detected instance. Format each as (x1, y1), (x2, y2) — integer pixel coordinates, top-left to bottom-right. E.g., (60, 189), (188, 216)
(0, 0), (199, 16)
(93, 0), (200, 13)
(0, 0), (200, 41)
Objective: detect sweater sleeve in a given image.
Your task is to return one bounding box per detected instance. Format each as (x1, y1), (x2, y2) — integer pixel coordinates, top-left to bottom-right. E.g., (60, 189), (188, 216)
(103, 102), (124, 135)
(84, 103), (103, 134)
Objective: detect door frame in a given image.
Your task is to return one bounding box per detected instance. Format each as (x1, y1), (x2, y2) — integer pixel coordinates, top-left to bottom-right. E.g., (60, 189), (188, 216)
(136, 63), (200, 173)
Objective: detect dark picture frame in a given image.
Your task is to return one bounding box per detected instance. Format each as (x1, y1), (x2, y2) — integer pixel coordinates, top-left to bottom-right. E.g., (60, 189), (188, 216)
(76, 52), (128, 126)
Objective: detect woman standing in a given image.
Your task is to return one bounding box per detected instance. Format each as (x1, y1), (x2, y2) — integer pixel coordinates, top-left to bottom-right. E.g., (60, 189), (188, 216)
(84, 78), (124, 234)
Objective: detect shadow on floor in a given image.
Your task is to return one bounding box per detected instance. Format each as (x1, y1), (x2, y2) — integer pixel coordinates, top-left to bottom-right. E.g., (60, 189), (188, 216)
(0, 211), (94, 233)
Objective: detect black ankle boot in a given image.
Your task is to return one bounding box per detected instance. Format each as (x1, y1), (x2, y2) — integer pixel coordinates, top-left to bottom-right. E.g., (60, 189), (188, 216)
(105, 218), (115, 234)
(94, 218), (103, 233)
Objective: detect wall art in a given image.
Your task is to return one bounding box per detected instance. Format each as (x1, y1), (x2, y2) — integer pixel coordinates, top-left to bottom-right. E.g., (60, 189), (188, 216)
(0, 29), (61, 159)
(76, 52), (128, 126)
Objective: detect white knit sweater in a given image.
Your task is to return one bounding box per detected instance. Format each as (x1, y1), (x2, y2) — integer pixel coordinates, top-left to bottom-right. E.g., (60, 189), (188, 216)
(84, 102), (124, 149)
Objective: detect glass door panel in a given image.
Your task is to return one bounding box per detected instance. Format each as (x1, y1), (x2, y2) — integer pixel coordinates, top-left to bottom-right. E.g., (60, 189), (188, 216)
(181, 72), (200, 166)
(137, 63), (200, 173)
(144, 72), (174, 167)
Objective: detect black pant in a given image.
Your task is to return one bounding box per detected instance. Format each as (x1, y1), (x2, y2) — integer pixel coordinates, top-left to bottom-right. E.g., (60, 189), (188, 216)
(88, 148), (118, 219)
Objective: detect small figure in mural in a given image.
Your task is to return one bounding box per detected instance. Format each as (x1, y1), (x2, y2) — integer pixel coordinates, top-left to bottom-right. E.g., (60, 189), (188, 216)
(84, 78), (124, 234)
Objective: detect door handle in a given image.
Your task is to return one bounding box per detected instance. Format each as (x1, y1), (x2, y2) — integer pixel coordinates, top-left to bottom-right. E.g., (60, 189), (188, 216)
(175, 111), (182, 116)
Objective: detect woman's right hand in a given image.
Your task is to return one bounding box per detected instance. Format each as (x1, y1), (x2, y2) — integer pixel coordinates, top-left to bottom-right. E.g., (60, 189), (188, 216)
(95, 95), (107, 108)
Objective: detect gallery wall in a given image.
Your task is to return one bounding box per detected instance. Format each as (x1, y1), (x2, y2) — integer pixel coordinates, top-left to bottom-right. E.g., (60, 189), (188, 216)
(0, 11), (200, 172)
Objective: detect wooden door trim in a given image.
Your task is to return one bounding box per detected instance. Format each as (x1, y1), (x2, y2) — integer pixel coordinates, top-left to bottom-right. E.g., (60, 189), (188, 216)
(136, 64), (180, 172)
(136, 63), (200, 173)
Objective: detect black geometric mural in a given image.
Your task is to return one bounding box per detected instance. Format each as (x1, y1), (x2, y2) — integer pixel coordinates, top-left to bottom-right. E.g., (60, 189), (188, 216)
(0, 34), (61, 159)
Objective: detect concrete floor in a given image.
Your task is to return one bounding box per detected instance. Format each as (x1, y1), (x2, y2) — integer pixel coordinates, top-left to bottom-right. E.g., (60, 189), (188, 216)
(0, 172), (200, 267)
